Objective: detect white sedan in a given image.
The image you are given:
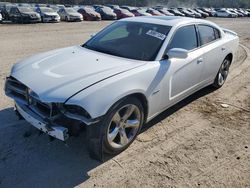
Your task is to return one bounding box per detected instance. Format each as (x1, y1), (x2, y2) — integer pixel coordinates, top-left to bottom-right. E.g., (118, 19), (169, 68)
(215, 9), (238, 18)
(57, 8), (83, 22)
(5, 17), (239, 159)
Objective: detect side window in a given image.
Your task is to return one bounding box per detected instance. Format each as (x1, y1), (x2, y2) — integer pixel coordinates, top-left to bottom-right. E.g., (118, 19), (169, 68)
(198, 25), (218, 45)
(167, 25), (198, 51)
(214, 28), (221, 39)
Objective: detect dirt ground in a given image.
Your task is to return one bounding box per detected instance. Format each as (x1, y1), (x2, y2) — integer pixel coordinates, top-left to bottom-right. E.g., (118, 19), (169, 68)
(0, 18), (249, 188)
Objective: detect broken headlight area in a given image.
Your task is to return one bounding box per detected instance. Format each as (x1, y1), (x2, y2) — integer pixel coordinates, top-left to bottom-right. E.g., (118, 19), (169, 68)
(57, 103), (94, 123)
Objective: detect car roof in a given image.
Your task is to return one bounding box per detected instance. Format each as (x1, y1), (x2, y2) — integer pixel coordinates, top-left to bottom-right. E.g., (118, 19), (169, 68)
(121, 16), (217, 27)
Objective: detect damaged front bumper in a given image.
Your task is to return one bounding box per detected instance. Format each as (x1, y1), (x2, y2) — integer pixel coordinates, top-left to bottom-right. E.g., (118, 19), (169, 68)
(5, 76), (102, 141)
(16, 102), (69, 141)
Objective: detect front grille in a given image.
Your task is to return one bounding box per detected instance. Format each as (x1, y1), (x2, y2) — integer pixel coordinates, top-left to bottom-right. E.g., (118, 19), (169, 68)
(5, 77), (53, 118)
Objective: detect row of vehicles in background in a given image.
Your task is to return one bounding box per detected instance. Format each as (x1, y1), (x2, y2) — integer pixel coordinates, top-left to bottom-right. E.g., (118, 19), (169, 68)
(0, 2), (250, 24)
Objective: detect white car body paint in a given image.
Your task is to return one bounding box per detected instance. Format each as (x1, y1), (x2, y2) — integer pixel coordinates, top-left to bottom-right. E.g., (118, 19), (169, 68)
(6, 17), (239, 139)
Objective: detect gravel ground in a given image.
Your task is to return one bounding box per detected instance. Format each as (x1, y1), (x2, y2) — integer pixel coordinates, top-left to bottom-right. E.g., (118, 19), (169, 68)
(0, 18), (249, 188)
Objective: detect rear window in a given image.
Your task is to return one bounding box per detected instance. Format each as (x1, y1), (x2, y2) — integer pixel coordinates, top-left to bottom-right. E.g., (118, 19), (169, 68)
(198, 25), (220, 45)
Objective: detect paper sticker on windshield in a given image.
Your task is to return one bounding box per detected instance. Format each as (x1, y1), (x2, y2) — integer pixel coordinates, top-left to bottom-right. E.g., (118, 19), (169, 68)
(146, 30), (166, 40)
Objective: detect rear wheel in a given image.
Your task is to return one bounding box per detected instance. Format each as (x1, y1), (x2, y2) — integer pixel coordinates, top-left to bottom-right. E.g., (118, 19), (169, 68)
(212, 57), (231, 88)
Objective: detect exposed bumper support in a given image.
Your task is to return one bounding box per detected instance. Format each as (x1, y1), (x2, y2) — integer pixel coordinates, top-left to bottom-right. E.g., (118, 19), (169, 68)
(16, 102), (69, 141)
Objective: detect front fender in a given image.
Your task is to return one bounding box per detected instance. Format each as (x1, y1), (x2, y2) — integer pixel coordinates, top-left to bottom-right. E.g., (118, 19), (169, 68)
(65, 62), (164, 120)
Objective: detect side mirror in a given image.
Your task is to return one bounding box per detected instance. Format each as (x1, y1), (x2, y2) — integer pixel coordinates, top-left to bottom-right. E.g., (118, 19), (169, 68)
(167, 48), (188, 59)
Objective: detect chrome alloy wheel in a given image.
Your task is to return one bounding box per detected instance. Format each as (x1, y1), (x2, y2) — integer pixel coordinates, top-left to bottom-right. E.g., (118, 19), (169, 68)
(218, 58), (230, 86)
(107, 104), (142, 149)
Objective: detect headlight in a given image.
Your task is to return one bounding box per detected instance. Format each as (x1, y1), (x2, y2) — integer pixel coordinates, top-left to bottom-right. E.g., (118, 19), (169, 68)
(21, 13), (29, 17)
(58, 104), (91, 119)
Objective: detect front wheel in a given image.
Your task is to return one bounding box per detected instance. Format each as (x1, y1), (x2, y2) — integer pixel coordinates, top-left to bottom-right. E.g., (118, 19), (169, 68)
(212, 57), (231, 88)
(87, 97), (144, 160)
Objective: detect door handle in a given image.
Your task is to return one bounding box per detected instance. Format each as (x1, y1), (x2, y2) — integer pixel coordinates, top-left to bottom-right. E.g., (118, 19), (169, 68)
(197, 58), (203, 64)
(221, 47), (226, 51)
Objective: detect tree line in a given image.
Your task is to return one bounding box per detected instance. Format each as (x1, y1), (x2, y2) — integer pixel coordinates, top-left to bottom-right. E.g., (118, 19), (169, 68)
(1, 0), (250, 8)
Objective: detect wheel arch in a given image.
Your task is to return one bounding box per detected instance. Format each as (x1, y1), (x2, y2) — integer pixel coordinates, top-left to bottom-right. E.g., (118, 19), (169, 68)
(225, 53), (233, 63)
(124, 93), (148, 124)
(106, 92), (149, 124)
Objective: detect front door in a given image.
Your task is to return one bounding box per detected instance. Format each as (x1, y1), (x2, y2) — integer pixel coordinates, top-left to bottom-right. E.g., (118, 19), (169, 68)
(160, 25), (204, 109)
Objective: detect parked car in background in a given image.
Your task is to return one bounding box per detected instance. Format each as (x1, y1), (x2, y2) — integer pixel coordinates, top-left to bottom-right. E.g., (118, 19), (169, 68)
(178, 8), (195, 17)
(78, 6), (101, 21)
(168, 8), (185, 16)
(18, 3), (31, 8)
(58, 8), (82, 21)
(56, 4), (65, 10)
(194, 8), (209, 18)
(131, 8), (152, 16)
(113, 8), (134, 19)
(119, 6), (135, 11)
(237, 8), (249, 16)
(153, 7), (174, 16)
(200, 7), (216, 17)
(146, 8), (164, 16)
(0, 3), (15, 20)
(0, 11), (2, 23)
(95, 6), (117, 20)
(35, 4), (47, 8)
(105, 4), (120, 9)
(47, 4), (60, 12)
(36, 7), (60, 22)
(5, 17), (239, 159)
(215, 9), (237, 18)
(187, 8), (202, 18)
(228, 8), (244, 17)
(9, 6), (41, 23)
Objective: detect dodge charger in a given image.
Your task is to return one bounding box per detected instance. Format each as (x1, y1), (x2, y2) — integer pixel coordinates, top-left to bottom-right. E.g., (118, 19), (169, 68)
(5, 16), (239, 159)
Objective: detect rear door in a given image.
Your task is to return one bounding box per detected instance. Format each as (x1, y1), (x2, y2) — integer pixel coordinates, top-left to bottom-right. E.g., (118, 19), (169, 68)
(196, 24), (225, 83)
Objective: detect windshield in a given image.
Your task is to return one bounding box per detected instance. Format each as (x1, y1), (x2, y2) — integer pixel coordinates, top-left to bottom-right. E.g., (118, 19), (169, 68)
(120, 9), (130, 14)
(65, 8), (76, 13)
(83, 21), (171, 61)
(101, 7), (113, 13)
(40, 8), (54, 13)
(138, 9), (147, 14)
(85, 7), (95, 13)
(18, 7), (33, 13)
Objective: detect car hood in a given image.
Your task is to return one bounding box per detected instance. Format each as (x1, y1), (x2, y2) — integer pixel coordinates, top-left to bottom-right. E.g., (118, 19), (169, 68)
(69, 12), (82, 17)
(11, 46), (146, 102)
(23, 12), (39, 16)
(44, 12), (58, 16)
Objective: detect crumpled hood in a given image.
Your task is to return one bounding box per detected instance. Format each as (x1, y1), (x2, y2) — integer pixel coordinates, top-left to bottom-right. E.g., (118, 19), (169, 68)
(11, 46), (145, 102)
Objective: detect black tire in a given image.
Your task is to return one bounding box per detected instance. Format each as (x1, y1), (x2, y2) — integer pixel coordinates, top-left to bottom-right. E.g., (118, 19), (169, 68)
(86, 97), (144, 160)
(65, 16), (69, 22)
(212, 57), (231, 89)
